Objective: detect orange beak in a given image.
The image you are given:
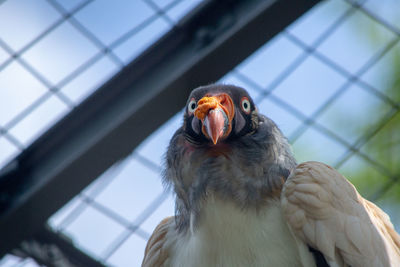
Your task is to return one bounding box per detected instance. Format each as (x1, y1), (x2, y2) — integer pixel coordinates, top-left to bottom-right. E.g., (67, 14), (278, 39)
(194, 94), (234, 145)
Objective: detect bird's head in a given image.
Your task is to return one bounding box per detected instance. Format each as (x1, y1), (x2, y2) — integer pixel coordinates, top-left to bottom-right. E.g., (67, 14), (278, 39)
(183, 84), (258, 145)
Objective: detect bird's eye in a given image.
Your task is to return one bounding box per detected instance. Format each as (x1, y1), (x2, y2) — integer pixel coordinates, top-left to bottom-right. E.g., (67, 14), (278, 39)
(188, 98), (197, 114)
(241, 97), (251, 114)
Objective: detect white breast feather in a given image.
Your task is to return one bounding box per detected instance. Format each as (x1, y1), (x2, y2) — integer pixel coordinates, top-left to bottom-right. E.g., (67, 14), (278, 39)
(169, 197), (316, 267)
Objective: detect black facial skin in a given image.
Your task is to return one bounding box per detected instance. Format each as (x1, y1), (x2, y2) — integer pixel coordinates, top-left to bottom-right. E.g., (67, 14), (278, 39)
(183, 84), (258, 145)
(164, 84), (296, 232)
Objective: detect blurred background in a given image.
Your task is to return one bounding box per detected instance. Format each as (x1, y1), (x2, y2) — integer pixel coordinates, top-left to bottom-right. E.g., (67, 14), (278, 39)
(0, 0), (399, 266)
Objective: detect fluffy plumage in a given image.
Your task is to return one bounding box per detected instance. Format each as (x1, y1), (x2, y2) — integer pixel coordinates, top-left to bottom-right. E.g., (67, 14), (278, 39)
(142, 84), (400, 267)
(282, 161), (400, 266)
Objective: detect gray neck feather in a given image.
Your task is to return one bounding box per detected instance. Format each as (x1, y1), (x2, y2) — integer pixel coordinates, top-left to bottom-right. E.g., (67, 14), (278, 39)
(164, 115), (296, 232)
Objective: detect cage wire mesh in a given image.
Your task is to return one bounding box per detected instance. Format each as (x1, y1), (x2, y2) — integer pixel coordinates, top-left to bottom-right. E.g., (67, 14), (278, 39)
(1, 0), (400, 266)
(0, 0), (201, 168)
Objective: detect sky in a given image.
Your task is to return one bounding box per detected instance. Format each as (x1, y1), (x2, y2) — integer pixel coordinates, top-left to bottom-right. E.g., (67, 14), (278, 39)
(0, 0), (399, 266)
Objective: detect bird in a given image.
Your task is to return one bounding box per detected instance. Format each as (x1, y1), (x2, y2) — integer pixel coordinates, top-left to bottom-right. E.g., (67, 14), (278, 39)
(142, 84), (400, 267)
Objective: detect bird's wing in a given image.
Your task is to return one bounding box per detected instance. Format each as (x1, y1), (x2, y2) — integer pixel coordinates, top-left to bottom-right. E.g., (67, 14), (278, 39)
(142, 216), (175, 267)
(281, 161), (400, 267)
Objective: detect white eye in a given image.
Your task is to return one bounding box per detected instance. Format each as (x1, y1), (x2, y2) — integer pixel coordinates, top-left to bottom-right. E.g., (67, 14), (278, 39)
(241, 97), (251, 114)
(188, 98), (197, 114)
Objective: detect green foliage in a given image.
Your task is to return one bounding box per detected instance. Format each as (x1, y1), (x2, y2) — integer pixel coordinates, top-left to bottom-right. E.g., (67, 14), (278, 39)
(344, 7), (400, 218)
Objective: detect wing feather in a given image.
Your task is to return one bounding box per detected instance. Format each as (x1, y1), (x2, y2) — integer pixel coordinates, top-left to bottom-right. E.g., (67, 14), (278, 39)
(142, 216), (175, 267)
(281, 161), (400, 267)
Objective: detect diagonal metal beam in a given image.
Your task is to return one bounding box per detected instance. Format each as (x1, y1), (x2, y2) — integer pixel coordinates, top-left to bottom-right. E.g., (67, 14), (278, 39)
(12, 225), (107, 267)
(0, 0), (321, 256)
